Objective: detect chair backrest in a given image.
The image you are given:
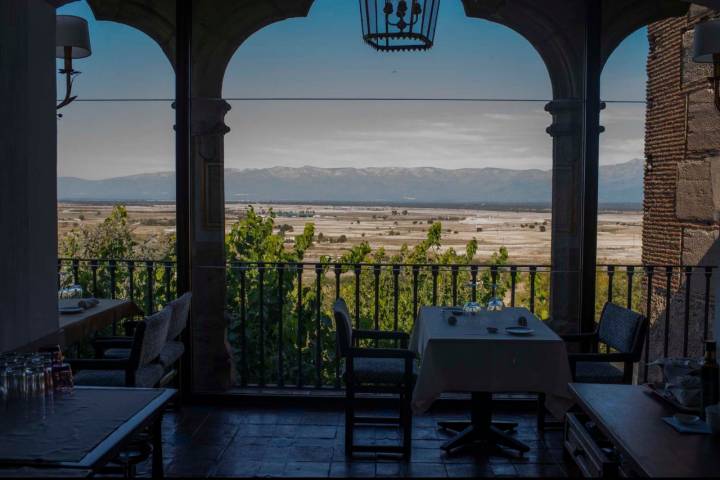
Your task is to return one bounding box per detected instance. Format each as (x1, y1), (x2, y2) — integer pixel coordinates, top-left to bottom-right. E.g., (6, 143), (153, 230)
(598, 302), (646, 355)
(137, 307), (171, 367)
(333, 298), (353, 358)
(166, 292), (192, 341)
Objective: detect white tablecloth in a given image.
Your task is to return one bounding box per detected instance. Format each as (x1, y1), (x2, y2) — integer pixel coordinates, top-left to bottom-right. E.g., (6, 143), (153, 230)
(410, 306), (573, 418)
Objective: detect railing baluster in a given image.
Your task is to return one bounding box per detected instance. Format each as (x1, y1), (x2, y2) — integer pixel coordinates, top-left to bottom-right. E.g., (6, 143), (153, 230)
(333, 263), (341, 388)
(296, 263), (304, 388)
(90, 260), (99, 297)
(412, 265), (420, 323)
(451, 265), (459, 306)
(683, 266), (692, 357)
(109, 259), (117, 300)
(470, 265), (478, 302)
(664, 266), (673, 357)
(607, 265), (615, 304)
(239, 264), (247, 387)
(373, 264), (381, 333)
(258, 262), (265, 387)
(704, 266), (712, 341)
(315, 263), (323, 388)
(127, 260), (134, 304)
(626, 266), (634, 309)
(145, 261), (155, 314)
(334, 263), (341, 300)
(392, 265), (400, 333)
(431, 265), (439, 306)
(108, 259), (117, 336)
(510, 266), (517, 307)
(490, 265), (498, 298)
(57, 259), (63, 290)
(354, 264), (361, 330)
(164, 261), (173, 301)
(72, 259), (80, 286)
(643, 266), (654, 383)
(278, 263), (285, 388)
(529, 266), (537, 314)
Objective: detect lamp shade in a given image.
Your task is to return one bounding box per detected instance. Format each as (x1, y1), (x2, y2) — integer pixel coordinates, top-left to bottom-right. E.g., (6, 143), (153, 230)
(692, 19), (720, 63)
(56, 15), (91, 59)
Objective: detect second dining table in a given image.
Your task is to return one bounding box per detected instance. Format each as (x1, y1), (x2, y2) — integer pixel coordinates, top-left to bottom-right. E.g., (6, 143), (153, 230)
(410, 306), (573, 453)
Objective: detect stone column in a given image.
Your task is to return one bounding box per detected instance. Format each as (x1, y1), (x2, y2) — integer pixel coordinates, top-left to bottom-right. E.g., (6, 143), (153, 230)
(190, 97), (233, 391)
(0, 0), (60, 351)
(546, 99), (585, 334)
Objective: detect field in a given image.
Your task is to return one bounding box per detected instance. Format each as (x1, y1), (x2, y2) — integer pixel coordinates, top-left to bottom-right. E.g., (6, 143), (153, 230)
(58, 202), (642, 264)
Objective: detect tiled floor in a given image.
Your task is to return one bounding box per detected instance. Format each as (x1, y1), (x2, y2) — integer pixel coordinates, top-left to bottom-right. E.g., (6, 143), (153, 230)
(153, 404), (574, 478)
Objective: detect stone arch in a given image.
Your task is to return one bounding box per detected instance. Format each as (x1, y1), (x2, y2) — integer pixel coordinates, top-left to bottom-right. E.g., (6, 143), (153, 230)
(601, 0), (689, 69)
(191, 0), (315, 97)
(85, 0), (176, 67)
(461, 0), (583, 99)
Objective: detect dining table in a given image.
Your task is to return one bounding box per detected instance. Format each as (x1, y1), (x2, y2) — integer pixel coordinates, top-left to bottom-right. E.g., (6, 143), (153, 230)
(0, 386), (176, 478)
(21, 299), (143, 352)
(410, 306), (573, 453)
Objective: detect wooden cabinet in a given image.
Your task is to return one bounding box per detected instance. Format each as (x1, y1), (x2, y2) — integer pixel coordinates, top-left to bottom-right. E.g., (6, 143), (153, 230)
(564, 413), (618, 478)
(568, 384), (720, 478)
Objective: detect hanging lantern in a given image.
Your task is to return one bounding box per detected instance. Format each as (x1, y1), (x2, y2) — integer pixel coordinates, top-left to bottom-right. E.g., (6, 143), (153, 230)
(359, 0), (440, 52)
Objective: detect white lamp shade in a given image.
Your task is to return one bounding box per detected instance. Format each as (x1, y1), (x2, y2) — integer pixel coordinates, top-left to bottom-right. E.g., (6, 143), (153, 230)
(56, 15), (91, 59)
(693, 19), (720, 64)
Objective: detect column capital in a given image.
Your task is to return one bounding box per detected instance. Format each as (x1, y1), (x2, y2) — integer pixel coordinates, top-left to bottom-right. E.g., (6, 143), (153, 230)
(47, 0), (77, 7)
(544, 98), (606, 137)
(172, 97), (232, 137)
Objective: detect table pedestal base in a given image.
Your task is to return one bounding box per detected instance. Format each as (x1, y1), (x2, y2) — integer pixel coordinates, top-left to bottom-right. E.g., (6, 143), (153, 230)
(438, 393), (530, 454)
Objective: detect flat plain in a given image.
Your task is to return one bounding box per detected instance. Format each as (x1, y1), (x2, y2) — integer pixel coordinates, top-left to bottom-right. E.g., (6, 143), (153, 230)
(58, 202), (642, 265)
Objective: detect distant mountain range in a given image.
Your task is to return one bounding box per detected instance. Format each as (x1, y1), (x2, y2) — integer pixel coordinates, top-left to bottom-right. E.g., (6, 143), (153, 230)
(58, 159), (643, 206)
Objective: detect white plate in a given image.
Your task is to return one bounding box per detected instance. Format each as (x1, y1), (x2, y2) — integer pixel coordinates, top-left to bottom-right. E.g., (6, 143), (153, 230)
(505, 326), (534, 336)
(674, 413), (701, 425)
(59, 306), (83, 314)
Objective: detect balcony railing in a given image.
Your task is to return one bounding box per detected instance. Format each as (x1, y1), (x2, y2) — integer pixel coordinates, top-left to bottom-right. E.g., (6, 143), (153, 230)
(58, 259), (717, 389)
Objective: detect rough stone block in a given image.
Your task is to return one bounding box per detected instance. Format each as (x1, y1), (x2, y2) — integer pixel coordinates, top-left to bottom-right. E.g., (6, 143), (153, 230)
(676, 160), (717, 221)
(682, 228), (720, 266)
(682, 29), (712, 86)
(687, 90), (720, 152)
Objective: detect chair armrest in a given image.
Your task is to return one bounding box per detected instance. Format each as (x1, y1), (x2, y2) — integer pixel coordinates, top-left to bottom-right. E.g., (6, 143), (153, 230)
(93, 337), (133, 347)
(568, 352), (636, 363)
(561, 332), (598, 343)
(67, 358), (130, 371)
(353, 330), (409, 348)
(348, 347), (416, 359)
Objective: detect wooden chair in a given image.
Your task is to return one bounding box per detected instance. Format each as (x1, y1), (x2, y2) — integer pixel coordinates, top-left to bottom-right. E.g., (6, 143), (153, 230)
(333, 298), (416, 458)
(69, 307), (171, 388)
(92, 293), (191, 387)
(538, 302), (648, 429)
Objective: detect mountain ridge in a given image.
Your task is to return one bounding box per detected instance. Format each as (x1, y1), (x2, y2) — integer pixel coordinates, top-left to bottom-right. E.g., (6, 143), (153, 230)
(58, 159), (644, 205)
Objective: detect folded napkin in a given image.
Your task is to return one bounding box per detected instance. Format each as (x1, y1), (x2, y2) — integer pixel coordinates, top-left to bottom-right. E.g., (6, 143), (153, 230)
(77, 298), (99, 309)
(662, 416), (711, 434)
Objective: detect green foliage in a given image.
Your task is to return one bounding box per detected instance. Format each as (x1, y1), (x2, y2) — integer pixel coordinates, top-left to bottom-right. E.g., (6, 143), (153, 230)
(58, 204), (176, 312)
(60, 204), (566, 388)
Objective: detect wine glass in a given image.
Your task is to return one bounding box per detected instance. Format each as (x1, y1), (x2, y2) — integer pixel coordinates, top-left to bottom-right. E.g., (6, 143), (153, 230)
(486, 283), (505, 312)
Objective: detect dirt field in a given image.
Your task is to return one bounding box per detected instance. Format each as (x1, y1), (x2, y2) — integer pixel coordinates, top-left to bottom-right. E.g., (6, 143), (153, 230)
(58, 202), (642, 264)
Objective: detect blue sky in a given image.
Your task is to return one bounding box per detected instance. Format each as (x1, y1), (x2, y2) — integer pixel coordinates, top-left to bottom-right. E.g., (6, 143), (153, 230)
(57, 0), (647, 179)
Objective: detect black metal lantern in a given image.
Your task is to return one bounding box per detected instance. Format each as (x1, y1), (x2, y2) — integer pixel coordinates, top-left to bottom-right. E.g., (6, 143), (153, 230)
(359, 0), (440, 52)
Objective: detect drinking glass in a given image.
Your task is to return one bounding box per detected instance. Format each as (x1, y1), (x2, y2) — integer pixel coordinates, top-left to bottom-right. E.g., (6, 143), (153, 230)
(55, 364), (74, 393)
(7, 366), (28, 400)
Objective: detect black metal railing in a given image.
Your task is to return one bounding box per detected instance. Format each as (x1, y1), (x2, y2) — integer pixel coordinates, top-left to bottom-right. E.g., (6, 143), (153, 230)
(58, 258), (717, 389)
(226, 262), (717, 389)
(57, 258), (177, 319)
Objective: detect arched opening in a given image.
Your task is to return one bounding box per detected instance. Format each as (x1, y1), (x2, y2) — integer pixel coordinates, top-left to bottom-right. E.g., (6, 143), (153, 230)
(598, 27), (647, 266)
(56, 0), (177, 310)
(220, 0), (558, 388)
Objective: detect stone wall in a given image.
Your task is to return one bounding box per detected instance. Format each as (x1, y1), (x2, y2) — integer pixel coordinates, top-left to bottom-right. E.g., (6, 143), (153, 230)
(643, 5), (720, 377)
